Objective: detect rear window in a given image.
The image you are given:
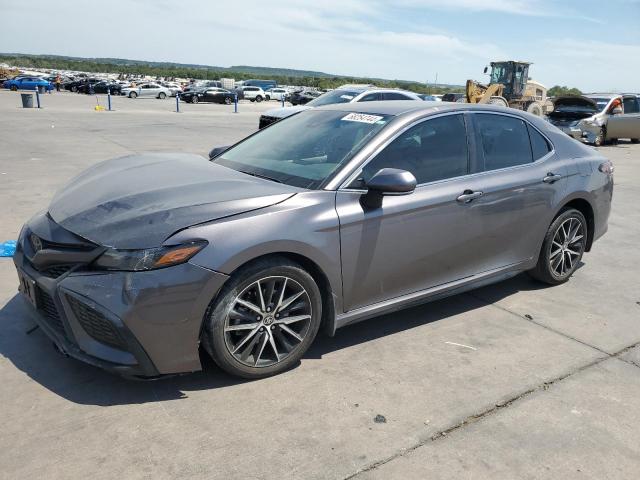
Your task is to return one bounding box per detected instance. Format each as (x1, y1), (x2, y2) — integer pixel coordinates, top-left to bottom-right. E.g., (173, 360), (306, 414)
(527, 124), (551, 160)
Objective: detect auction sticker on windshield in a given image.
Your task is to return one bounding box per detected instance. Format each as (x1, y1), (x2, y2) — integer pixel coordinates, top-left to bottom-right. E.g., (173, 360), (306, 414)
(341, 113), (384, 124)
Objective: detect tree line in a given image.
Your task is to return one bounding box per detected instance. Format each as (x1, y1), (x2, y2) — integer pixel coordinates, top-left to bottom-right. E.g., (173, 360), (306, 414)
(0, 54), (464, 94)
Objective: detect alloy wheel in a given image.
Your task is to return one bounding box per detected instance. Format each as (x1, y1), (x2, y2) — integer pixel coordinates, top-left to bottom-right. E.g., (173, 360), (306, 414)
(224, 276), (313, 368)
(549, 217), (585, 278)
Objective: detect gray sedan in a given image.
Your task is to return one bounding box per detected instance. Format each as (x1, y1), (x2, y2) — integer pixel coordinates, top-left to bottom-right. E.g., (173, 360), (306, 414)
(13, 102), (613, 379)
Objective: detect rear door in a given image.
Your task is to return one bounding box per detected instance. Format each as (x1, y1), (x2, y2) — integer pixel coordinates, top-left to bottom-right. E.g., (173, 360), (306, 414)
(607, 96), (640, 140)
(464, 112), (569, 271)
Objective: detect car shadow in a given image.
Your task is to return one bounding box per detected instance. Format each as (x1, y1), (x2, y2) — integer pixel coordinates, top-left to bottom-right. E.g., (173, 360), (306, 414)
(0, 273), (551, 406)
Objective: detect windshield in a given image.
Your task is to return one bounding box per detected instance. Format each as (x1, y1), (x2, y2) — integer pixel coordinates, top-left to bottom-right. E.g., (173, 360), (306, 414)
(307, 89), (359, 107)
(216, 110), (392, 189)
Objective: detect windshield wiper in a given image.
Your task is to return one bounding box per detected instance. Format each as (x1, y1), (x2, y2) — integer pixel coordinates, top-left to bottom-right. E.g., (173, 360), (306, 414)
(239, 170), (284, 184)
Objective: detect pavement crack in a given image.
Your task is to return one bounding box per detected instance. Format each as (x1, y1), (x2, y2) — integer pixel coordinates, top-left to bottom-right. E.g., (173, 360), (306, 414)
(343, 337), (640, 480)
(467, 291), (612, 357)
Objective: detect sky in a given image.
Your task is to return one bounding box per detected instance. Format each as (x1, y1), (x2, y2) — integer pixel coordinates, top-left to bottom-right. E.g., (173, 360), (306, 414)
(1, 0), (639, 92)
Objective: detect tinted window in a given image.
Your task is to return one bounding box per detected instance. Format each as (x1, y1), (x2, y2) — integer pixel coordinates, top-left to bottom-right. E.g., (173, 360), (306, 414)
(359, 93), (380, 102)
(384, 92), (412, 100)
(527, 124), (551, 160)
(362, 114), (468, 184)
(623, 96), (639, 114)
(475, 114), (532, 171)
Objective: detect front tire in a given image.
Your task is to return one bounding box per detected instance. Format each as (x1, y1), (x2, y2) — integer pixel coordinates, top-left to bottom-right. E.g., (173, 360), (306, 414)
(528, 208), (587, 285)
(224, 96), (232, 104)
(158, 92), (166, 99)
(202, 258), (322, 379)
(192, 96), (199, 104)
(255, 95), (263, 103)
(129, 91), (137, 99)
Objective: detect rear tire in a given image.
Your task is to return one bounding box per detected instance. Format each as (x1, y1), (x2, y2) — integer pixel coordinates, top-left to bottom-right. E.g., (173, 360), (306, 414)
(255, 95), (263, 103)
(528, 208), (587, 285)
(202, 257), (322, 379)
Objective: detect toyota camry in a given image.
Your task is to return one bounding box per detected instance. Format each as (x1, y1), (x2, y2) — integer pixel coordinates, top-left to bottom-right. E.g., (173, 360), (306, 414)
(14, 102), (613, 379)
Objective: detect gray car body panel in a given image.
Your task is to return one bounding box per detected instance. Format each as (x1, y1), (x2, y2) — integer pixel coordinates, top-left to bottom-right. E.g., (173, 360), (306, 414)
(17, 102), (612, 375)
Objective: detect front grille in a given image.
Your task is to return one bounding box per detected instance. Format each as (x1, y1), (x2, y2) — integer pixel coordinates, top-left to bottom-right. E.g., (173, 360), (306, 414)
(259, 115), (279, 129)
(36, 288), (66, 336)
(67, 295), (127, 351)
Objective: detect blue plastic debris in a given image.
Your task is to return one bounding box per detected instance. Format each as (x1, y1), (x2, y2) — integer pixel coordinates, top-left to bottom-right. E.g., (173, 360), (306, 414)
(0, 240), (17, 257)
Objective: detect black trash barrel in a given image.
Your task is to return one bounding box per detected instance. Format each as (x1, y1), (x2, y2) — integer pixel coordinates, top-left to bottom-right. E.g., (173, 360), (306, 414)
(20, 93), (33, 108)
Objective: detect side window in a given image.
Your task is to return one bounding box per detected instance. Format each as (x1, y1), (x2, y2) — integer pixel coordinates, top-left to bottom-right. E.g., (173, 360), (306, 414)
(384, 92), (412, 100)
(527, 124), (551, 160)
(359, 93), (380, 102)
(361, 114), (469, 184)
(623, 97), (639, 114)
(475, 114), (532, 171)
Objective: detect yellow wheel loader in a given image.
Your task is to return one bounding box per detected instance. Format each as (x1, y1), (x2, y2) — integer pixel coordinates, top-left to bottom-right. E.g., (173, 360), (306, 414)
(465, 61), (550, 116)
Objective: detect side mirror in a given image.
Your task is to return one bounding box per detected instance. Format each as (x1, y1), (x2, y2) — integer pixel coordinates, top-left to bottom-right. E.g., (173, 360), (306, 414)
(611, 107), (623, 115)
(208, 145), (230, 160)
(361, 168), (416, 209)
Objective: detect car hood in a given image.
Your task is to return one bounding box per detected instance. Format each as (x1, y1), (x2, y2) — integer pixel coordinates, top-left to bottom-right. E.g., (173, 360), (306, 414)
(262, 105), (313, 119)
(48, 153), (300, 249)
(548, 95), (599, 120)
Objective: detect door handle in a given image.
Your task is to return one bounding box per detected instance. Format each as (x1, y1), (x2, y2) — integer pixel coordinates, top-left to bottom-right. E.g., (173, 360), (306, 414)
(457, 190), (483, 203)
(543, 172), (563, 183)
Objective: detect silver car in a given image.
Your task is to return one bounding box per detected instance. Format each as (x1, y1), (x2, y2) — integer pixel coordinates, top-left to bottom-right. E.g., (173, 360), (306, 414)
(121, 82), (171, 99)
(13, 102), (613, 379)
(548, 93), (640, 145)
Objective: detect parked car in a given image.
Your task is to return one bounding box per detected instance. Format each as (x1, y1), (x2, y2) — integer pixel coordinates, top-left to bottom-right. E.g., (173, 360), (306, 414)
(13, 102), (613, 379)
(183, 81), (222, 93)
(265, 87), (289, 101)
(417, 94), (442, 101)
(180, 87), (235, 104)
(64, 78), (101, 93)
(258, 86), (421, 128)
(441, 92), (466, 102)
(547, 94), (640, 146)
(161, 83), (183, 96)
(121, 83), (171, 99)
(241, 86), (266, 102)
(288, 89), (322, 106)
(3, 76), (53, 92)
(77, 81), (122, 95)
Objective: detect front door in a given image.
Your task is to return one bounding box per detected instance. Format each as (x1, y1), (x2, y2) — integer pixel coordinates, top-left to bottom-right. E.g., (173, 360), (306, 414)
(607, 96), (640, 140)
(337, 113), (484, 311)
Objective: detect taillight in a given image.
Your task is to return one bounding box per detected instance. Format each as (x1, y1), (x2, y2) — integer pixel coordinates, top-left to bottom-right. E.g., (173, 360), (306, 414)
(598, 160), (614, 174)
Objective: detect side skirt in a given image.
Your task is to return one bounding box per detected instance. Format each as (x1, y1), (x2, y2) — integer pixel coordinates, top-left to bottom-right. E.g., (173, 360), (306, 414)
(333, 261), (529, 332)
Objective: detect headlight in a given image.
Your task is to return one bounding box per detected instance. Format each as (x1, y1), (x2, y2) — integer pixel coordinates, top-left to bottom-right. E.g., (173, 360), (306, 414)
(92, 241), (207, 271)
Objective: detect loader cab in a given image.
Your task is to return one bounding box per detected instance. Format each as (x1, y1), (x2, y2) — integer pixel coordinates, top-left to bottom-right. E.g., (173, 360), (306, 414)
(489, 61), (530, 101)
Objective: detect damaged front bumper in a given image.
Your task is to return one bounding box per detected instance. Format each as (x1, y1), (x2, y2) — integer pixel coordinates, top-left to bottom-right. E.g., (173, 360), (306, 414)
(13, 213), (229, 378)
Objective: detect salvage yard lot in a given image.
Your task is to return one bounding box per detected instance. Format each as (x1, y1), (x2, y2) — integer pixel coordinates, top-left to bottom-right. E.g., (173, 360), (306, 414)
(1, 90), (639, 479)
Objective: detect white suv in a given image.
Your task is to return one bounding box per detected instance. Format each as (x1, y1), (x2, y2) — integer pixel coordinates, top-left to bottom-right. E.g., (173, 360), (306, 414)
(241, 86), (266, 102)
